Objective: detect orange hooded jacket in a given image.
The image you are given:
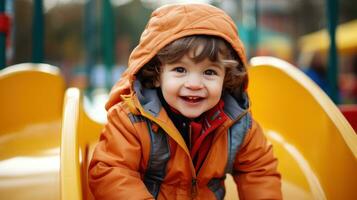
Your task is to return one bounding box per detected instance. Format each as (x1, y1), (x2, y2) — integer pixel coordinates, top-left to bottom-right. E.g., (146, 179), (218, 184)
(89, 3), (282, 200)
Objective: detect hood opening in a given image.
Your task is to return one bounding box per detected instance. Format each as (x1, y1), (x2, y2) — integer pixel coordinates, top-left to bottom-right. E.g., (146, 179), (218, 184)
(106, 3), (249, 110)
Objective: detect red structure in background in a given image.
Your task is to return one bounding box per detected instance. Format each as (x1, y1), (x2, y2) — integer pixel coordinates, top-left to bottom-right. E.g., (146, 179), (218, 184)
(340, 105), (357, 133)
(0, 13), (10, 35)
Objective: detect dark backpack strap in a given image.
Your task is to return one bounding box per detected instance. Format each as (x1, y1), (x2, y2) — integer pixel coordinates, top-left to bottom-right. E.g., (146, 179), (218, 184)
(143, 119), (170, 199)
(207, 176), (226, 200)
(225, 113), (252, 174)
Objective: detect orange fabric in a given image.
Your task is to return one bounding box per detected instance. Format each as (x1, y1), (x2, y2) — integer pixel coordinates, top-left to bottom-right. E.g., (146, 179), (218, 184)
(234, 122), (282, 199)
(89, 3), (282, 200)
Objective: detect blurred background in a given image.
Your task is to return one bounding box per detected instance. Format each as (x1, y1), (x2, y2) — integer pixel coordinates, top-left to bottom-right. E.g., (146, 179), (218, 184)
(1, 0), (357, 107)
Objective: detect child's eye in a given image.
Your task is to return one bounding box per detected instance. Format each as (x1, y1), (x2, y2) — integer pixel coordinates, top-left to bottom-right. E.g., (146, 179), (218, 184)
(204, 69), (218, 76)
(173, 67), (186, 73)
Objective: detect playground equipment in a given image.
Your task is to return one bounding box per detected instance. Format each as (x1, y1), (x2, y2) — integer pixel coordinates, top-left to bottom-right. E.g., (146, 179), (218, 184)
(60, 56), (357, 199)
(0, 63), (65, 200)
(60, 88), (101, 200)
(299, 19), (357, 56)
(299, 19), (357, 129)
(249, 57), (357, 199)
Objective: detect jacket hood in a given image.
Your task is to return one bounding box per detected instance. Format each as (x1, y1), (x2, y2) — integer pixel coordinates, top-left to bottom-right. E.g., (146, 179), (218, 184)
(106, 3), (248, 110)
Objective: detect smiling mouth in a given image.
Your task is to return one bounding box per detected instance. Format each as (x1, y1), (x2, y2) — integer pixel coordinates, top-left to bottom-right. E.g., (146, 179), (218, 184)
(180, 96), (204, 103)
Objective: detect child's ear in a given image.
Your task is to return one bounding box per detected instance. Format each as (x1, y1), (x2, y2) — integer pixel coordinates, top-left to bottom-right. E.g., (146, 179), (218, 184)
(154, 79), (160, 87)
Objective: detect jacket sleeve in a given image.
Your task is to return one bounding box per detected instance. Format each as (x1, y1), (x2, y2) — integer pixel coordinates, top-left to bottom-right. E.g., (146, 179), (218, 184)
(88, 105), (154, 200)
(233, 120), (282, 200)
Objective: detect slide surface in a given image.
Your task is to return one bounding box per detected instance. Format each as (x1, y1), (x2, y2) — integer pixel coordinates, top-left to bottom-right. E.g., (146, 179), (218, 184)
(0, 64), (65, 200)
(247, 57), (357, 200)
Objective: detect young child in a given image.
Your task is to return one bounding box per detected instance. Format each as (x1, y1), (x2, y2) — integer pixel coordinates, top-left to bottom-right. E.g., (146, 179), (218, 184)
(89, 3), (282, 200)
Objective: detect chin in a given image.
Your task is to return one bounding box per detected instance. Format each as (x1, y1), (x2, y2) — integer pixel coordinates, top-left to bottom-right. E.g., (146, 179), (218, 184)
(181, 112), (202, 119)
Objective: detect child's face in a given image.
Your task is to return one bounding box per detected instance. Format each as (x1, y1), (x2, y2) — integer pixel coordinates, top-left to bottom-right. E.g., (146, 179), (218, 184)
(158, 52), (225, 119)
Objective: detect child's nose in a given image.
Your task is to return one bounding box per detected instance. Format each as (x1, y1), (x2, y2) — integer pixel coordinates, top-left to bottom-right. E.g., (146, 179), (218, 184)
(184, 74), (203, 90)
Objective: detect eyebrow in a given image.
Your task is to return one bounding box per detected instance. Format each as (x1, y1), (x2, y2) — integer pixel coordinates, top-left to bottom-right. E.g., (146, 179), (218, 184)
(170, 55), (225, 70)
(208, 63), (225, 70)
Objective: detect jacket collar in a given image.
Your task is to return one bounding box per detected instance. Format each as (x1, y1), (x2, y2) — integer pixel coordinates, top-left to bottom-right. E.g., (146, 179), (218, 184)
(222, 91), (250, 120)
(134, 80), (162, 117)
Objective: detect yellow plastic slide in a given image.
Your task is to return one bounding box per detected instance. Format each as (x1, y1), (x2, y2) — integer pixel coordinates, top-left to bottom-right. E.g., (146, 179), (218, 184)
(61, 88), (101, 200)
(0, 63), (65, 200)
(248, 57), (357, 199)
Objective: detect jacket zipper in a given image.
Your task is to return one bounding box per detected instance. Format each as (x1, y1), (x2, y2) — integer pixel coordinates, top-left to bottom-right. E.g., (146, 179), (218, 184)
(191, 178), (198, 199)
(189, 124), (198, 199)
(139, 107), (198, 198)
(189, 124), (192, 150)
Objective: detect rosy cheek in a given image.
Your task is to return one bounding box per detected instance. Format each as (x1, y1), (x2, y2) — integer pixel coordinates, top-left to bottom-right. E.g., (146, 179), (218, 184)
(166, 80), (183, 90)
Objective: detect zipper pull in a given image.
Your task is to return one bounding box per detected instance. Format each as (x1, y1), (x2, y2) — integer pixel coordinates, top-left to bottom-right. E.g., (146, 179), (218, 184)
(191, 178), (198, 198)
(189, 124), (192, 150)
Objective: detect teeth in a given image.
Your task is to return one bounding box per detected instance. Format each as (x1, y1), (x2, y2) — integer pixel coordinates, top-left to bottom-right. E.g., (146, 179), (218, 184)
(187, 96), (199, 100)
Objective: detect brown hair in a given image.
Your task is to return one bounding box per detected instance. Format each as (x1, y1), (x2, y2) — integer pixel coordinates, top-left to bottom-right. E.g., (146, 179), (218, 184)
(137, 35), (246, 93)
